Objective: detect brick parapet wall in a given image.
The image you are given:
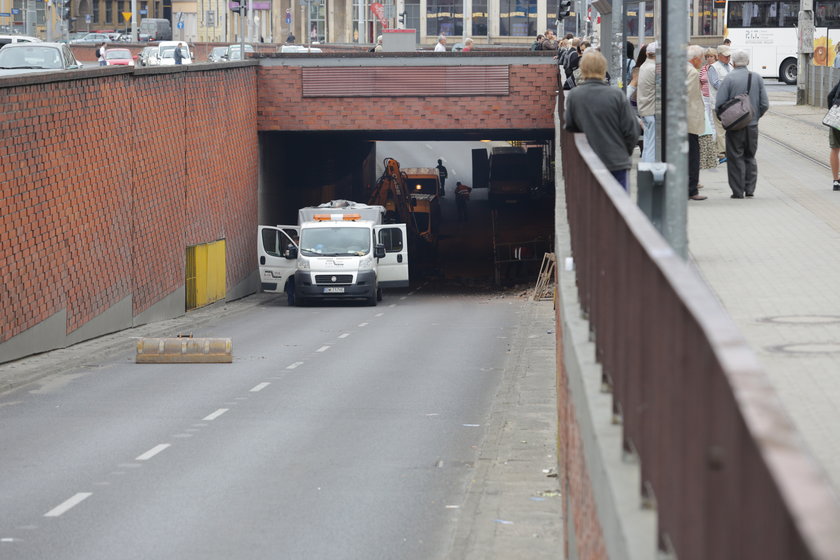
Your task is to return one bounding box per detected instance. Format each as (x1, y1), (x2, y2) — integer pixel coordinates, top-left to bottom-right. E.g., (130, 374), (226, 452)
(255, 63), (556, 132)
(0, 66), (258, 344)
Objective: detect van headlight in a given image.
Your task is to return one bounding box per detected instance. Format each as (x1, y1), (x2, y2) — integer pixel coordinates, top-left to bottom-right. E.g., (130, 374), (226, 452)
(297, 258), (310, 271)
(358, 253), (375, 271)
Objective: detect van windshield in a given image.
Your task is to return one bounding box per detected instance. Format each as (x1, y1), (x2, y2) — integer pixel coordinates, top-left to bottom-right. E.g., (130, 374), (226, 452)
(300, 228), (370, 257)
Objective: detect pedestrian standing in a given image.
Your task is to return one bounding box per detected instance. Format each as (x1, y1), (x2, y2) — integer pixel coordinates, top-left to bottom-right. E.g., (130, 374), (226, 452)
(715, 50), (769, 198)
(687, 45), (708, 201)
(455, 181), (472, 221)
(174, 42), (185, 65)
(699, 48), (719, 171)
(434, 35), (447, 52)
(436, 159), (448, 196)
(707, 45), (733, 162)
(564, 50), (640, 191)
(637, 41), (657, 162)
(827, 77), (840, 190)
(98, 43), (107, 66)
(462, 38), (474, 52)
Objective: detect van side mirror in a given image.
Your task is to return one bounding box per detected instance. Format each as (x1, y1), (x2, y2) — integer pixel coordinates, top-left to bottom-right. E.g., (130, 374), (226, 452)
(286, 246), (298, 259)
(374, 244), (386, 259)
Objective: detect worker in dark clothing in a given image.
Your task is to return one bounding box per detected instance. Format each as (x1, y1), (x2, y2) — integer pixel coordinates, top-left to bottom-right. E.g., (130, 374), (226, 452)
(455, 181), (472, 221)
(436, 159), (448, 196)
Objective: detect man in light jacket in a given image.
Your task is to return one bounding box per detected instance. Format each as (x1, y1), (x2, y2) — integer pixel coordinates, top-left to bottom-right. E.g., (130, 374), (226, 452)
(636, 41), (657, 162)
(707, 45), (733, 161)
(715, 50), (769, 199)
(687, 45), (708, 200)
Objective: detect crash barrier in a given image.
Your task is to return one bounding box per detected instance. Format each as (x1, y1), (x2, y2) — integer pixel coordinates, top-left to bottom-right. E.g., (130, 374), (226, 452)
(136, 335), (232, 364)
(559, 127), (840, 559)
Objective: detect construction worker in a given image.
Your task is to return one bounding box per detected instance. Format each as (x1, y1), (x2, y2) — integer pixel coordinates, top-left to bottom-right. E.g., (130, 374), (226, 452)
(455, 181), (472, 222)
(436, 159), (448, 196)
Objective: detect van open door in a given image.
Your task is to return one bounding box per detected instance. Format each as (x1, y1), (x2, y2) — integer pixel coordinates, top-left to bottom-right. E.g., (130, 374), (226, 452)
(258, 225), (299, 293)
(375, 224), (409, 288)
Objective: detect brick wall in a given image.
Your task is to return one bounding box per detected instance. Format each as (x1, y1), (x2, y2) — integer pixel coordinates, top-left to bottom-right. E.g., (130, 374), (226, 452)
(255, 63), (556, 132)
(0, 66), (258, 346)
(556, 307), (609, 559)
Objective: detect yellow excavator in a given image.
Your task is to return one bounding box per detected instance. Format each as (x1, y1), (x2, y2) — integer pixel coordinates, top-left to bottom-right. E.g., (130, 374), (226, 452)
(368, 157), (440, 246)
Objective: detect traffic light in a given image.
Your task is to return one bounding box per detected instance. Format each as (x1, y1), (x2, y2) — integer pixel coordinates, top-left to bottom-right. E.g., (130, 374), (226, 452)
(398, 11), (406, 25)
(557, 0), (571, 20)
(62, 0), (71, 20)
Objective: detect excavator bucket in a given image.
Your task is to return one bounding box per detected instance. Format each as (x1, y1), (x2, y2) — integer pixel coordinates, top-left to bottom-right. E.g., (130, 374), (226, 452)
(135, 336), (233, 364)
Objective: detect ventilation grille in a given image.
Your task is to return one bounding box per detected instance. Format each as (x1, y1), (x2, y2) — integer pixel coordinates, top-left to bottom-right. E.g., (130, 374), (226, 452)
(302, 66), (509, 97)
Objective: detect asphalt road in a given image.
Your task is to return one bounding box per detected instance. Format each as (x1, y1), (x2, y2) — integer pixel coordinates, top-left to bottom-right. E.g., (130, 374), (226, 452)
(0, 289), (525, 559)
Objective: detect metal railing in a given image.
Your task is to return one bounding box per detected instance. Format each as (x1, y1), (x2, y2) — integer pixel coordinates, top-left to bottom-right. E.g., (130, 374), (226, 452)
(561, 126), (840, 559)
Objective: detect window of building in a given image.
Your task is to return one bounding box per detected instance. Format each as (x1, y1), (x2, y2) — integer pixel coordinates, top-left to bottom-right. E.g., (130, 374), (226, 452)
(93, 0), (100, 23)
(309, 0), (325, 42)
(472, 0), (487, 35)
(499, 0), (537, 36)
(427, 0), (463, 37)
(106, 0), (113, 24)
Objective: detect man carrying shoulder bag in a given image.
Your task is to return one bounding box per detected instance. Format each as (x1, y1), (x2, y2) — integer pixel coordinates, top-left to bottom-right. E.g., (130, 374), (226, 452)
(715, 50), (769, 199)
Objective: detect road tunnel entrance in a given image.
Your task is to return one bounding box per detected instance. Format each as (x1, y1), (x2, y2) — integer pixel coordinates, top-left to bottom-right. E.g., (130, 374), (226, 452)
(258, 132), (554, 293)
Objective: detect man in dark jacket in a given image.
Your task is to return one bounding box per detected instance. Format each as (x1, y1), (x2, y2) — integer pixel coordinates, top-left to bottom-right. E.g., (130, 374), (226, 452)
(715, 49), (769, 198)
(564, 51), (640, 191)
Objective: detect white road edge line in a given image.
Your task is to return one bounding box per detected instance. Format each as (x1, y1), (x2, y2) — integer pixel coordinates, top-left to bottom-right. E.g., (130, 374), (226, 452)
(250, 382), (271, 392)
(44, 492), (92, 517)
(203, 408), (229, 421)
(316, 345), (330, 353)
(286, 361), (304, 369)
(136, 443), (171, 461)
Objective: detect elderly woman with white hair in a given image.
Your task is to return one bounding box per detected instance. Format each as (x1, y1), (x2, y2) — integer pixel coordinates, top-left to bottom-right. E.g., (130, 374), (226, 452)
(715, 49), (769, 199)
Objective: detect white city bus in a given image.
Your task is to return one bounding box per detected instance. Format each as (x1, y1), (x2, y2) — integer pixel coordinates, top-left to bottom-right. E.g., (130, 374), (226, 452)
(724, 0), (800, 84)
(725, 0), (840, 84)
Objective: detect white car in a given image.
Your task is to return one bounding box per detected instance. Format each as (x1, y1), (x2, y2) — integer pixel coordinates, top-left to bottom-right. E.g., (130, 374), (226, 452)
(278, 44), (322, 53)
(0, 34), (42, 48)
(156, 41), (192, 65)
(0, 42), (82, 76)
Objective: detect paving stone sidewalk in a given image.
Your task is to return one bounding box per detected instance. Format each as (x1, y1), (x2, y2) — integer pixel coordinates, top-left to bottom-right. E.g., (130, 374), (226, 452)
(687, 88), (840, 492)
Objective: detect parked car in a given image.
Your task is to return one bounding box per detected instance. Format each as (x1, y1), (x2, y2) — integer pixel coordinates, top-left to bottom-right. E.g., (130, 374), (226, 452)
(278, 44), (322, 53)
(0, 42), (82, 76)
(137, 45), (158, 66)
(70, 32), (111, 44)
(208, 46), (227, 63)
(103, 47), (134, 66)
(156, 41), (192, 65)
(0, 34), (41, 48)
(223, 43), (255, 61)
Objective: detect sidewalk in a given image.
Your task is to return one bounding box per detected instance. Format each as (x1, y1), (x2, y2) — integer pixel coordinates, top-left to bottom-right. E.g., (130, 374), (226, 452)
(686, 87), (840, 492)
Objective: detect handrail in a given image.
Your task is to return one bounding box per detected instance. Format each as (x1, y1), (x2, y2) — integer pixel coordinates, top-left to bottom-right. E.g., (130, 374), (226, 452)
(561, 125), (840, 559)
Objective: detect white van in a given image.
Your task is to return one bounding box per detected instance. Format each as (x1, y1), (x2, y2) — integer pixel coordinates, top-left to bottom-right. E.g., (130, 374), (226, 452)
(155, 41), (192, 65)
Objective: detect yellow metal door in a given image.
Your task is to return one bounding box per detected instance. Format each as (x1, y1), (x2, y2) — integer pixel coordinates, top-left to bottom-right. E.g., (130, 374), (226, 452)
(186, 240), (226, 310)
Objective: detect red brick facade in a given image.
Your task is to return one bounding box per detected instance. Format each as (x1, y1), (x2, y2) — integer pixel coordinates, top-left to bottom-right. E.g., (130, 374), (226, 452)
(256, 64), (556, 132)
(0, 67), (258, 344)
(556, 308), (609, 559)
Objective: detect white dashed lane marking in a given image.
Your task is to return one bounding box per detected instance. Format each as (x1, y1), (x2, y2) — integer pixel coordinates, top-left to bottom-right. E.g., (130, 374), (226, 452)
(203, 408), (229, 421)
(358, 322), (368, 327)
(136, 443), (171, 461)
(316, 346), (330, 353)
(250, 382), (270, 392)
(338, 333), (350, 339)
(286, 361), (304, 369)
(44, 492), (92, 517)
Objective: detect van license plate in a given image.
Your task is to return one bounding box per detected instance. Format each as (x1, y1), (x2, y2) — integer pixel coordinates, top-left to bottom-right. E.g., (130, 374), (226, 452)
(324, 287), (345, 293)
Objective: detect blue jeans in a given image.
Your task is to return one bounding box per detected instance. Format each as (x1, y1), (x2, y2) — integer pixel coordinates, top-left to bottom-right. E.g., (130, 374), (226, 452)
(641, 115), (656, 163)
(610, 169), (628, 191)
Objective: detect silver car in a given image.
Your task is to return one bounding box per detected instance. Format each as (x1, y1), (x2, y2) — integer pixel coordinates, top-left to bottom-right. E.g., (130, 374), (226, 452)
(0, 42), (82, 76)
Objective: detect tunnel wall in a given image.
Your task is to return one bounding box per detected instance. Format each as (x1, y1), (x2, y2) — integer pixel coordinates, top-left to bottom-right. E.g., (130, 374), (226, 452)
(0, 66), (259, 364)
(255, 61), (556, 133)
